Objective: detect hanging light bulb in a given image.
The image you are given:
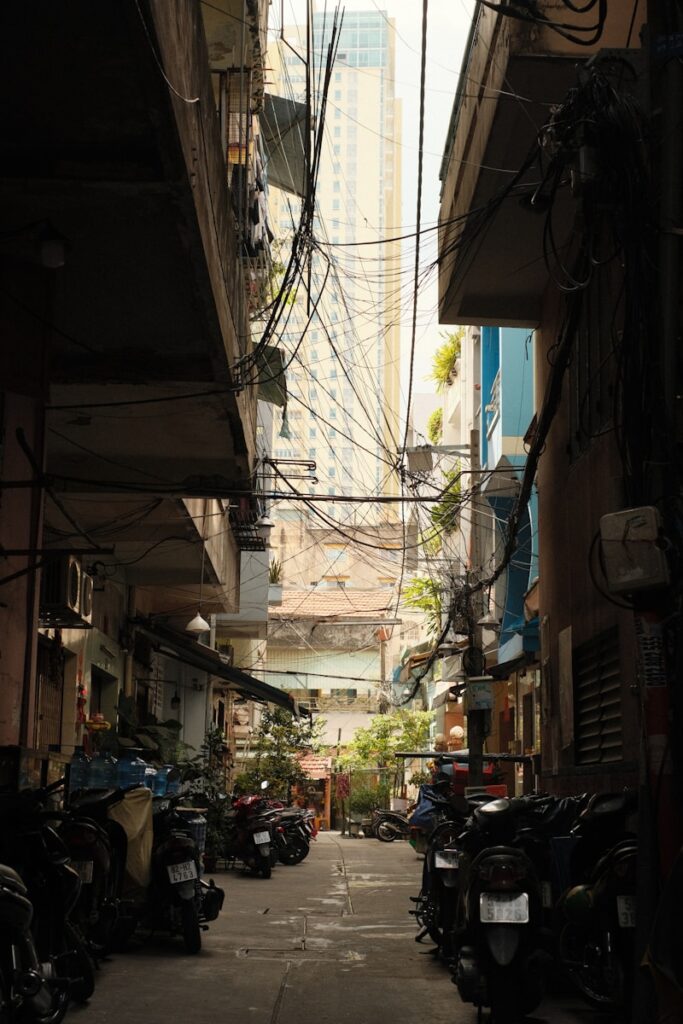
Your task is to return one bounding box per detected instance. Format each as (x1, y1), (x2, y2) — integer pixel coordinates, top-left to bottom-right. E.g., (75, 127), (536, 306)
(185, 611), (211, 634)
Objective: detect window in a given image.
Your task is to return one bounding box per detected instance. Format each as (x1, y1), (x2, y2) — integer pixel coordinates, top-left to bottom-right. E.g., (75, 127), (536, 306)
(328, 487), (336, 495)
(329, 466), (336, 478)
(332, 199), (340, 211)
(335, 72), (341, 82)
(308, 448), (316, 459)
(310, 349), (318, 362)
(334, 126), (341, 138)
(330, 408), (337, 419)
(333, 145), (341, 156)
(574, 627), (623, 765)
(333, 181), (341, 193)
(334, 89), (341, 100)
(309, 427), (317, 438)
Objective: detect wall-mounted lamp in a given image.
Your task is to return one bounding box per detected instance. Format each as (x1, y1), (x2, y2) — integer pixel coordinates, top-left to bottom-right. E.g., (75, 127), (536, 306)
(256, 514), (274, 544)
(170, 690), (181, 710)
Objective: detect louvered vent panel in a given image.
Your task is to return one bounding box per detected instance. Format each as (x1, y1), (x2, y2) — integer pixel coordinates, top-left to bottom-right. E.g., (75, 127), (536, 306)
(574, 627), (623, 765)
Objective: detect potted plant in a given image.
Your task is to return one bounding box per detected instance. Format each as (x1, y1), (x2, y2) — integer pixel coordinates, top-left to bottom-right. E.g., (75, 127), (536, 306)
(268, 557), (283, 606)
(348, 784), (384, 838)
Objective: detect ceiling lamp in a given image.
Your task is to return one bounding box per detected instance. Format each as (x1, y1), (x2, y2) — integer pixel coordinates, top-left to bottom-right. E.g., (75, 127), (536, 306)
(185, 611), (211, 635)
(476, 612), (501, 630)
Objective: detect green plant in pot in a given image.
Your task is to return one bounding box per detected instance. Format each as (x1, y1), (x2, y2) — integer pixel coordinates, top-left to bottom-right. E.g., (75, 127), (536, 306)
(178, 727), (230, 864)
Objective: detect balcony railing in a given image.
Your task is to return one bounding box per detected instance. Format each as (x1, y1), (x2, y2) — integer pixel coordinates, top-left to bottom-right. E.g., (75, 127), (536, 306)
(211, 68), (273, 318)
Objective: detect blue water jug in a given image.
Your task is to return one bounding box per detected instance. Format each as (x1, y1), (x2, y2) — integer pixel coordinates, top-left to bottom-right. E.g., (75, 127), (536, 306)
(143, 764), (157, 791)
(165, 768), (180, 796)
(130, 756), (147, 786)
(88, 752), (108, 789)
(103, 754), (117, 787)
(153, 766), (170, 796)
(116, 751), (134, 788)
(68, 747), (90, 795)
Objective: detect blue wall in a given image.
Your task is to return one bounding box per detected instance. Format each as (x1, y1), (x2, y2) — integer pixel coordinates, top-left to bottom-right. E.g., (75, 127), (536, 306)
(479, 328), (538, 664)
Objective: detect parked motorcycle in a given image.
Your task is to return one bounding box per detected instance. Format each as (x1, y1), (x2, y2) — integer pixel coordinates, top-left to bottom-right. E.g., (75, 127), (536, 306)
(59, 801), (118, 955)
(70, 785), (224, 954)
(271, 807), (317, 865)
(0, 779), (96, 1021)
(409, 781), (467, 951)
(452, 798), (548, 1023)
(556, 790), (637, 1010)
(373, 808), (411, 842)
(146, 793), (222, 953)
(225, 782), (274, 878)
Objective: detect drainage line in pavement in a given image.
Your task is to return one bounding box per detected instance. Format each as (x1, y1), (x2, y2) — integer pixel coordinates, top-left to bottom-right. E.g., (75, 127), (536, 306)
(269, 961), (292, 1024)
(326, 835), (354, 916)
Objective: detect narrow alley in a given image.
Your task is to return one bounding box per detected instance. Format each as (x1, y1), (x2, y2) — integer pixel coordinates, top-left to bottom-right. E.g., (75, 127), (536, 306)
(74, 836), (613, 1024)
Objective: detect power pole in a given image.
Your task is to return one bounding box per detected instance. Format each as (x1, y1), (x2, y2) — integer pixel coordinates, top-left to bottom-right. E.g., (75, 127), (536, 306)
(465, 428), (486, 788)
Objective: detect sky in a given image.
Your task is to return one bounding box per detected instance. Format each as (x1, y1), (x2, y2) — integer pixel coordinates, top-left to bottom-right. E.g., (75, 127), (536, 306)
(277, 0), (476, 407)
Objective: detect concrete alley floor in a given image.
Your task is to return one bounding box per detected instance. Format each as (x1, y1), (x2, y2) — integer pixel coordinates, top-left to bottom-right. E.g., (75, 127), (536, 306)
(74, 832), (624, 1024)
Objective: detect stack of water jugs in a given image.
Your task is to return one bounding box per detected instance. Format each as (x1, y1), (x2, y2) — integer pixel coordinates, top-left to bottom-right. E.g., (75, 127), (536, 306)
(68, 747), (180, 797)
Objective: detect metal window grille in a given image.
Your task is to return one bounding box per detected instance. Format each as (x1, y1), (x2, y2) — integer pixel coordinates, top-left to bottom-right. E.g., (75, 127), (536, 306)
(574, 627), (623, 765)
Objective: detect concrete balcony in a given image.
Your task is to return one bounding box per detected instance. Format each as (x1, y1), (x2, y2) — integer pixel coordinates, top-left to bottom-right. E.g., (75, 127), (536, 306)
(438, 4), (645, 327)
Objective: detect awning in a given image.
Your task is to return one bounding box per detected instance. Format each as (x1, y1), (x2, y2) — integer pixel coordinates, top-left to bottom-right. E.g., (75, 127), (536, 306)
(261, 94), (307, 198)
(133, 618), (309, 717)
(256, 345), (288, 408)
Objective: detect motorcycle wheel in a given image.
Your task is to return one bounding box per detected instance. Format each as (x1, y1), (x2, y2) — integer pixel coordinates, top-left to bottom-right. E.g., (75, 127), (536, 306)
(559, 923), (623, 1009)
(278, 837), (309, 865)
(488, 968), (522, 1024)
(259, 860), (272, 879)
(181, 900), (202, 955)
(376, 820), (399, 843)
(0, 966), (11, 1024)
(63, 922), (96, 1004)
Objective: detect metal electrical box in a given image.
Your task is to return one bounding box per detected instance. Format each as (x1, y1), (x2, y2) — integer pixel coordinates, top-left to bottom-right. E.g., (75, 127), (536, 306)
(599, 506), (669, 594)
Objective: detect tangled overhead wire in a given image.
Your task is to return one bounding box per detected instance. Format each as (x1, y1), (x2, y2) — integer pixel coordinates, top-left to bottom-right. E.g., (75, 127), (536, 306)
(478, 0), (607, 47)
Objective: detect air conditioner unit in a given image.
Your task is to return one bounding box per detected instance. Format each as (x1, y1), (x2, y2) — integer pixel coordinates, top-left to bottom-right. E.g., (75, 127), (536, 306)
(40, 554), (92, 628)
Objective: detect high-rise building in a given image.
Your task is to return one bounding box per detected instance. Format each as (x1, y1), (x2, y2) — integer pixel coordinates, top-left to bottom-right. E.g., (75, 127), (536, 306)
(267, 9), (402, 570)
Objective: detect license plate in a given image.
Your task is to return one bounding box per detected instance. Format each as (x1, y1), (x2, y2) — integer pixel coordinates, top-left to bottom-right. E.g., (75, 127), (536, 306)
(72, 861), (94, 884)
(480, 892), (529, 924)
(542, 881), (553, 909)
(617, 894), (636, 928)
(167, 861), (198, 884)
(434, 850), (459, 869)
(253, 831), (270, 844)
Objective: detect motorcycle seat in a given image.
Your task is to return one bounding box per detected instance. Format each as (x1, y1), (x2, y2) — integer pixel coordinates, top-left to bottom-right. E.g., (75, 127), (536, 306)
(0, 863), (28, 895)
(70, 788), (124, 812)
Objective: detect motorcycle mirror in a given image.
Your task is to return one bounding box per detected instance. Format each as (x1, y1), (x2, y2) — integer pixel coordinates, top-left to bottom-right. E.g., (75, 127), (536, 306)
(260, 780), (269, 790)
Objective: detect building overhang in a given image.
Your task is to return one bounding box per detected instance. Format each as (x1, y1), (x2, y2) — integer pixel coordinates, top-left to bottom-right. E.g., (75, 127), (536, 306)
(439, 53), (578, 328)
(134, 617), (310, 717)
